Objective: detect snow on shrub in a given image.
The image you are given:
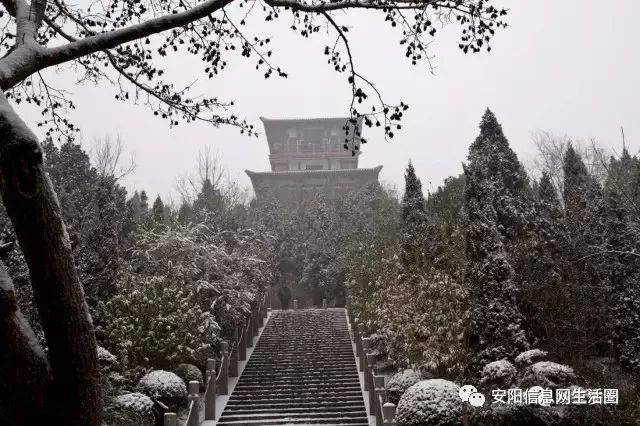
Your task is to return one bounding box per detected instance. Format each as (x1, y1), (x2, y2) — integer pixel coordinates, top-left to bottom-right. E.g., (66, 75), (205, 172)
(100, 266), (219, 377)
(137, 370), (188, 411)
(518, 361), (576, 388)
(97, 346), (118, 371)
(396, 379), (463, 426)
(107, 392), (156, 426)
(480, 359), (517, 388)
(174, 363), (204, 389)
(514, 349), (548, 367)
(386, 369), (423, 404)
(378, 272), (469, 374)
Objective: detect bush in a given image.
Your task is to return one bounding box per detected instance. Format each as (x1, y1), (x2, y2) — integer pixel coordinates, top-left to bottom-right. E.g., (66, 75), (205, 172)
(518, 361), (576, 388)
(396, 379), (463, 426)
(105, 392), (156, 426)
(137, 370), (188, 411)
(97, 346), (119, 371)
(514, 349), (548, 368)
(174, 363), (204, 390)
(386, 369), (423, 405)
(479, 359), (517, 389)
(378, 271), (469, 375)
(100, 266), (219, 377)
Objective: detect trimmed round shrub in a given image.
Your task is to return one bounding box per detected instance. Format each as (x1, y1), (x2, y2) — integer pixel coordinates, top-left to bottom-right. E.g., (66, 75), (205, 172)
(396, 379), (463, 425)
(106, 392), (155, 426)
(518, 361), (576, 388)
(136, 370), (187, 411)
(386, 369), (423, 404)
(97, 346), (119, 371)
(514, 349), (548, 368)
(174, 363), (204, 390)
(480, 359), (517, 388)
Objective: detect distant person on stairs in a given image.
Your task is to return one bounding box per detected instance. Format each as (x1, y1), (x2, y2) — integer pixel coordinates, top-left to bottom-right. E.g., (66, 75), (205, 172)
(278, 285), (291, 310)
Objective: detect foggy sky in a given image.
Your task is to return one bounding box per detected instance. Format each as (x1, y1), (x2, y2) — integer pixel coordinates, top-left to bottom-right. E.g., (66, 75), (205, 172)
(21, 0), (640, 203)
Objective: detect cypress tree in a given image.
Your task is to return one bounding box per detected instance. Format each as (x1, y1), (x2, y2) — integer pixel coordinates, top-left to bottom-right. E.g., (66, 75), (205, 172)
(561, 145), (610, 356)
(400, 161), (429, 271)
(140, 190), (149, 212)
(152, 196), (166, 223)
(194, 178), (224, 215)
(464, 110), (530, 370)
(604, 153), (640, 377)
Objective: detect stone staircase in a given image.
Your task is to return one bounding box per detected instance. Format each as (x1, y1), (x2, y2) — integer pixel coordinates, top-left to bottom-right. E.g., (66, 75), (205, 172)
(217, 309), (369, 425)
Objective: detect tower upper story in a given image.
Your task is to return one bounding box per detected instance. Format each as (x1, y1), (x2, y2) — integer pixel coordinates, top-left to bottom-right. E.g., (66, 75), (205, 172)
(260, 117), (362, 172)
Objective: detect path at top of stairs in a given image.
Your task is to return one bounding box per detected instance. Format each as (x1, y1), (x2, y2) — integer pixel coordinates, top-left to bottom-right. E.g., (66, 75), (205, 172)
(217, 309), (368, 425)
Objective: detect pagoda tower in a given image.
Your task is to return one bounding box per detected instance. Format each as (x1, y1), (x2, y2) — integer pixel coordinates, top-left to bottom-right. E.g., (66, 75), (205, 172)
(246, 116), (382, 199)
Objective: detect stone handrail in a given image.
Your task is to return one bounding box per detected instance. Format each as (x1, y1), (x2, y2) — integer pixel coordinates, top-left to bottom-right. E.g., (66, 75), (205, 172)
(349, 312), (397, 426)
(164, 291), (270, 426)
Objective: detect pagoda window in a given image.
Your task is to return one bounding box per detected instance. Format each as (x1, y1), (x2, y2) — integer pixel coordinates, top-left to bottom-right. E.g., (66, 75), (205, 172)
(273, 162), (288, 171)
(272, 141), (285, 153)
(340, 160), (357, 169)
(299, 139), (314, 153)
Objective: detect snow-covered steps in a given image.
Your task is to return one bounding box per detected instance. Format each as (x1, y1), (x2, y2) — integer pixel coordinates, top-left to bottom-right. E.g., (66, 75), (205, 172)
(217, 309), (368, 425)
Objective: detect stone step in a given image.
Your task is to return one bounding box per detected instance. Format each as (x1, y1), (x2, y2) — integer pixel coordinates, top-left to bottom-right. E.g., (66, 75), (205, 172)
(222, 406), (367, 415)
(218, 410), (368, 422)
(217, 419), (368, 425)
(224, 400), (366, 410)
(218, 309), (366, 424)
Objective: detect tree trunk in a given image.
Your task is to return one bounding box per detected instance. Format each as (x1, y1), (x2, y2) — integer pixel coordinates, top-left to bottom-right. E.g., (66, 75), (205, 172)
(0, 93), (102, 425)
(0, 261), (52, 424)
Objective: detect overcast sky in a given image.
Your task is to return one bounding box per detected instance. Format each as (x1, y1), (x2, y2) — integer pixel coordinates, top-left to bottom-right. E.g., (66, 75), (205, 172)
(21, 0), (640, 203)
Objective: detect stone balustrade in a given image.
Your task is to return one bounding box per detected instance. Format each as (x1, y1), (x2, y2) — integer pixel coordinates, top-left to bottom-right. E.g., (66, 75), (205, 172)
(164, 292), (269, 426)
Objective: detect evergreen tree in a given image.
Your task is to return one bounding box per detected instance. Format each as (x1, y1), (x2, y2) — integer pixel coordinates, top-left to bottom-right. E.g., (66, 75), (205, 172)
(140, 190), (149, 212)
(3, 140), (128, 307)
(519, 171), (570, 353)
(560, 145), (609, 357)
(400, 161), (429, 271)
(152, 196), (166, 223)
(177, 202), (194, 224)
(424, 174), (466, 280)
(603, 153), (640, 377)
(464, 110), (530, 371)
(194, 178), (224, 215)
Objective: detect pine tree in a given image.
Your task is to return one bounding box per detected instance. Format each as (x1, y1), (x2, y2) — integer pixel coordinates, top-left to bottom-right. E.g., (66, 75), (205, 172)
(140, 190), (149, 212)
(400, 161), (429, 271)
(603, 153), (640, 377)
(464, 110), (530, 371)
(520, 172), (571, 352)
(177, 202), (194, 224)
(194, 178), (224, 215)
(424, 174), (466, 280)
(152, 196), (166, 223)
(561, 145), (609, 356)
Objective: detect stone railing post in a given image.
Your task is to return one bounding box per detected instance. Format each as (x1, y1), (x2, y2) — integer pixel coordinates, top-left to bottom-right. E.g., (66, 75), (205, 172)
(229, 328), (239, 378)
(383, 402), (397, 425)
(239, 326), (247, 361)
(164, 412), (177, 426)
(205, 358), (216, 386)
(361, 339), (370, 391)
(245, 317), (253, 349)
(204, 359), (216, 420)
(293, 299), (298, 310)
(187, 381), (200, 426)
(353, 323), (364, 372)
(366, 353), (376, 410)
(374, 375), (386, 425)
(218, 341), (229, 395)
(361, 336), (370, 375)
